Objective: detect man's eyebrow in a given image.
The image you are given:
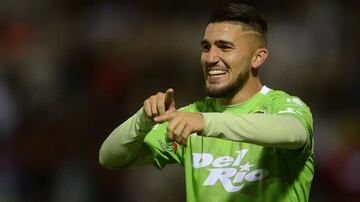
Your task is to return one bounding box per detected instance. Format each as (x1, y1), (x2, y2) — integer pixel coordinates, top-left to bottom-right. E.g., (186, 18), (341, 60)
(215, 40), (235, 47)
(201, 39), (235, 47)
(201, 39), (209, 46)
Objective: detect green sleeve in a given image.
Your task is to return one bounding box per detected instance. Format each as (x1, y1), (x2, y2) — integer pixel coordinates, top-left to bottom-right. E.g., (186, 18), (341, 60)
(143, 122), (185, 169)
(142, 104), (200, 169)
(267, 94), (314, 156)
(99, 107), (156, 169)
(202, 113), (307, 149)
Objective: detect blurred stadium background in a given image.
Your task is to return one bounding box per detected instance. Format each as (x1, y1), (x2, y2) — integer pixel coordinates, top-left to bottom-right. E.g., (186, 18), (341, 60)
(0, 0), (359, 201)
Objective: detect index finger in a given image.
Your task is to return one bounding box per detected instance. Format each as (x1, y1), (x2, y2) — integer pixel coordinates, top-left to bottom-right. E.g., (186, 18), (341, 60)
(165, 88), (174, 110)
(154, 111), (175, 123)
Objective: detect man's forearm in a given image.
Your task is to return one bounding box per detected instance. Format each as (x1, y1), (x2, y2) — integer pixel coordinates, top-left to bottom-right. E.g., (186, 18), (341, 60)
(202, 113), (307, 149)
(99, 108), (155, 169)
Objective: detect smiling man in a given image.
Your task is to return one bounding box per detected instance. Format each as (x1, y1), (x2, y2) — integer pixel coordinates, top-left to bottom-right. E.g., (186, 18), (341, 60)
(99, 3), (314, 202)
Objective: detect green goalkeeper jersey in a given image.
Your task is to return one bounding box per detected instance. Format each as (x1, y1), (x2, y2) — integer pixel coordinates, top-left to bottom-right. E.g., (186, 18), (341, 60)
(143, 86), (314, 202)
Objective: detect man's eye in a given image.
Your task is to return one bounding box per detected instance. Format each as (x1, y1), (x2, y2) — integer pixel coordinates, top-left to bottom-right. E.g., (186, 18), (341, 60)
(219, 46), (232, 51)
(202, 45), (211, 52)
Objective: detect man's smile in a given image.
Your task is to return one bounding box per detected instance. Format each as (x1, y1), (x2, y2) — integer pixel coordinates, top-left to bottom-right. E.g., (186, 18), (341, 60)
(206, 66), (230, 84)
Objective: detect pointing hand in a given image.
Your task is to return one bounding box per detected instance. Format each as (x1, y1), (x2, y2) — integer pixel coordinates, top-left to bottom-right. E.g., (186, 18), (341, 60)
(143, 88), (176, 118)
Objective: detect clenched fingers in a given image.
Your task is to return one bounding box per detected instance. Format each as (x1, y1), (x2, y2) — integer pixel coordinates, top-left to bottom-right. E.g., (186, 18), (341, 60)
(167, 116), (184, 142)
(180, 125), (194, 146)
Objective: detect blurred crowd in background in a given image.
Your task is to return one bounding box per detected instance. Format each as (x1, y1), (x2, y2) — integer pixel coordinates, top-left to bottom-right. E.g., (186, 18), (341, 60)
(0, 0), (359, 201)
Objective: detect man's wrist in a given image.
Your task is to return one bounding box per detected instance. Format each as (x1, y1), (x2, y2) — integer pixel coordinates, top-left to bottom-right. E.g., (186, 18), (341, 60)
(200, 112), (213, 136)
(138, 107), (156, 129)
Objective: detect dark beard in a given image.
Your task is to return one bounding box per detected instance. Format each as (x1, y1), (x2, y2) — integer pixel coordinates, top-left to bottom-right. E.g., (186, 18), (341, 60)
(205, 69), (250, 98)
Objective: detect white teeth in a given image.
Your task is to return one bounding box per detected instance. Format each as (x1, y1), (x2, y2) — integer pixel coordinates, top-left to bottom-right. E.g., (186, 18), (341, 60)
(208, 69), (227, 75)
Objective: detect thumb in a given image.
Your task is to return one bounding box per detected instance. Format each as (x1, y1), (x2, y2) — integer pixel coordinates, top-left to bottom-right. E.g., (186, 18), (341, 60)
(165, 88), (175, 111)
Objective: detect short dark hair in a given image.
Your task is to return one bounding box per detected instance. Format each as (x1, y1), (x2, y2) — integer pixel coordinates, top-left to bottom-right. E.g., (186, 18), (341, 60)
(208, 3), (268, 43)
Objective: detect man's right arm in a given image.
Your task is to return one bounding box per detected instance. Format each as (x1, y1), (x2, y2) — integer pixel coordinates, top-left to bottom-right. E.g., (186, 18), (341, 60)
(99, 107), (155, 169)
(99, 88), (176, 170)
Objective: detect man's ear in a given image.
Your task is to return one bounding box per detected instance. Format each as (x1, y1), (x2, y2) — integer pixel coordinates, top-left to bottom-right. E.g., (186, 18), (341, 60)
(251, 48), (268, 68)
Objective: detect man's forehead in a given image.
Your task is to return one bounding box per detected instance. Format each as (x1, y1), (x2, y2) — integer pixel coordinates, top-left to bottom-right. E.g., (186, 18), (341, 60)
(203, 23), (262, 41)
(204, 23), (243, 35)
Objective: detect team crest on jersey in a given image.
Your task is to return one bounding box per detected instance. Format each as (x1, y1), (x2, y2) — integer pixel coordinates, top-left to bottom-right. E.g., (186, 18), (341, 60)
(192, 149), (269, 192)
(153, 124), (178, 153)
(158, 139), (178, 153)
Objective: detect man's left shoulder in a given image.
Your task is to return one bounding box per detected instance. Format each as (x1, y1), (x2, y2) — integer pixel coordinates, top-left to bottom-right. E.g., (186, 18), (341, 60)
(265, 88), (309, 107)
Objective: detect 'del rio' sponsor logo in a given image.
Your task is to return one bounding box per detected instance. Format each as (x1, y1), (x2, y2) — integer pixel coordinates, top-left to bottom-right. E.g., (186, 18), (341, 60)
(192, 149), (269, 192)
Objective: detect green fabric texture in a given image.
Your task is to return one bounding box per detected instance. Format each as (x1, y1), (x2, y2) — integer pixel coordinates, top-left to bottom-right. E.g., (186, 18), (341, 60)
(202, 113), (307, 149)
(143, 86), (314, 202)
(99, 107), (156, 169)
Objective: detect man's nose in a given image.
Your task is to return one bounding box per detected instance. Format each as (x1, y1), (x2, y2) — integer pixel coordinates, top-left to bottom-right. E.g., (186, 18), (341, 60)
(205, 48), (220, 63)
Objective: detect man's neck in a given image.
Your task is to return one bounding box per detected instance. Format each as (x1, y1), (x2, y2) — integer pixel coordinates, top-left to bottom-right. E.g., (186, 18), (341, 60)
(219, 79), (263, 105)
